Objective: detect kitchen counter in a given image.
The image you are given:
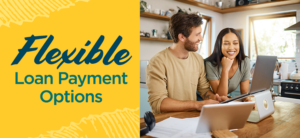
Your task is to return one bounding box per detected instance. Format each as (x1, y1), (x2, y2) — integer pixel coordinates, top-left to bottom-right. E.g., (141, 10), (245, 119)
(140, 101), (300, 138)
(275, 96), (300, 104)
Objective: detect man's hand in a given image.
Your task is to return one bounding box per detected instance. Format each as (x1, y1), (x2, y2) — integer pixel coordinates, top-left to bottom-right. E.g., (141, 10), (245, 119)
(215, 94), (229, 102)
(203, 99), (219, 105)
(194, 100), (219, 111)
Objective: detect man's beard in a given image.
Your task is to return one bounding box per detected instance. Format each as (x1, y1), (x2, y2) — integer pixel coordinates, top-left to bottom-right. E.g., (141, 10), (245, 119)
(184, 38), (199, 52)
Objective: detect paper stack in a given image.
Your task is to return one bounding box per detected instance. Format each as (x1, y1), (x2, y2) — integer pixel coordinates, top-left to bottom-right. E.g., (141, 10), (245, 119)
(146, 117), (211, 138)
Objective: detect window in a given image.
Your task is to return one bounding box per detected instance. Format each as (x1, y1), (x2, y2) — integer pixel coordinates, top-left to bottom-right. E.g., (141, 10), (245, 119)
(197, 15), (211, 58)
(249, 12), (297, 60)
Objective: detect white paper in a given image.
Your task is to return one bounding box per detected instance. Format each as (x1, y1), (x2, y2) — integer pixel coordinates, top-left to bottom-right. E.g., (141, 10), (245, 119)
(146, 117), (211, 138)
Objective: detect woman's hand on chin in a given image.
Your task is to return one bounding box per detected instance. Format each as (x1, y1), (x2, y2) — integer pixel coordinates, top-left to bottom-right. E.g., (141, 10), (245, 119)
(221, 57), (234, 72)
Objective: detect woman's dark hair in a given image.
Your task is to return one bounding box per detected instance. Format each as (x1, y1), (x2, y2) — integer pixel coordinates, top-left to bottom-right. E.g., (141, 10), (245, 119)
(169, 12), (203, 43)
(205, 28), (246, 72)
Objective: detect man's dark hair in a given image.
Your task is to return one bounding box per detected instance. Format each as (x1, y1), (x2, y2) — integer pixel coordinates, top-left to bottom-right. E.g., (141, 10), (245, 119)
(168, 12), (203, 43)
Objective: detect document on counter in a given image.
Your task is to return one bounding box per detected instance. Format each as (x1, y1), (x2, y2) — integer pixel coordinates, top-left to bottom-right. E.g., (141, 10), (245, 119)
(146, 117), (211, 138)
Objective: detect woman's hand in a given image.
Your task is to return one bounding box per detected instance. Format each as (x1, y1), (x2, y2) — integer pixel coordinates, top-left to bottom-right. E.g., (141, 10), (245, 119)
(215, 94), (229, 102)
(221, 57), (234, 72)
(243, 97), (255, 109)
(242, 97), (252, 102)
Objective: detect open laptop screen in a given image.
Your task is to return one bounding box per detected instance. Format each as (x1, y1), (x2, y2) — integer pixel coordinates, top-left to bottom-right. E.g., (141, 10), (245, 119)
(249, 56), (277, 94)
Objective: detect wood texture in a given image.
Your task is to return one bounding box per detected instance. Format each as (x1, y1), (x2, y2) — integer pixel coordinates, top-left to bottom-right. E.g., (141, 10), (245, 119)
(208, 19), (212, 56)
(248, 19), (251, 59)
(203, 15), (211, 21)
(220, 0), (300, 13)
(140, 101), (300, 138)
(140, 36), (173, 42)
(212, 130), (238, 138)
(199, 20), (209, 54)
(249, 12), (296, 20)
(235, 29), (243, 42)
(175, 0), (222, 13)
(251, 21), (259, 56)
(175, 0), (300, 13)
(140, 12), (211, 21)
(140, 12), (171, 21)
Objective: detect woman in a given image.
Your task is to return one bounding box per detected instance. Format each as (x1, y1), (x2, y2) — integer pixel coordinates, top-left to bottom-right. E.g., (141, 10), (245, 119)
(205, 28), (251, 102)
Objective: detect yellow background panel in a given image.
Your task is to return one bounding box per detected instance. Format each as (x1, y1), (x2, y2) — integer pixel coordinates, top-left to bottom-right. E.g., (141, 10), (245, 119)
(0, 0), (140, 137)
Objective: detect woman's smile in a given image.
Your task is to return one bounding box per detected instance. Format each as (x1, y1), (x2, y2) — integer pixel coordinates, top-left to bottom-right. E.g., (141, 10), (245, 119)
(227, 51), (236, 56)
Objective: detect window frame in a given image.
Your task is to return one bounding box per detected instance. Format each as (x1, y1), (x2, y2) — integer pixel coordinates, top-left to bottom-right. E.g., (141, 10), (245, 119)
(199, 15), (212, 57)
(248, 12), (297, 59)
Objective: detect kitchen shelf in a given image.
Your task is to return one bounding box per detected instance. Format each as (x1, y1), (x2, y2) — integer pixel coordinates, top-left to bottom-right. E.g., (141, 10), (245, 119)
(175, 0), (300, 13)
(140, 12), (171, 21)
(140, 37), (173, 42)
(140, 13), (172, 43)
(140, 11), (211, 21)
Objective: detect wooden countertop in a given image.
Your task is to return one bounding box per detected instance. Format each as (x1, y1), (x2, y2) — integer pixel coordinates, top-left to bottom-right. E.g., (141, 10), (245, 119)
(140, 101), (300, 138)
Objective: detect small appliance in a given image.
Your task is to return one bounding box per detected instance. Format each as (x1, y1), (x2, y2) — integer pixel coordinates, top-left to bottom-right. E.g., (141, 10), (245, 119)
(281, 80), (300, 99)
(236, 0), (250, 6)
(290, 63), (300, 81)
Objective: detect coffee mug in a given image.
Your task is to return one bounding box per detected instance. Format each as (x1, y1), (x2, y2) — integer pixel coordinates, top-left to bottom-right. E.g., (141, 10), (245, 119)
(165, 11), (172, 17)
(154, 9), (160, 15)
(145, 32), (150, 37)
(160, 10), (165, 16)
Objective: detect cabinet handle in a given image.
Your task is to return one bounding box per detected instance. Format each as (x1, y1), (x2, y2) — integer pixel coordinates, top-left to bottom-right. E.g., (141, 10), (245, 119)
(285, 92), (300, 96)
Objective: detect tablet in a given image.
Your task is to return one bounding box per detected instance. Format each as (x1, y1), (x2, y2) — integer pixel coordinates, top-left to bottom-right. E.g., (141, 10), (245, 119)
(196, 102), (255, 133)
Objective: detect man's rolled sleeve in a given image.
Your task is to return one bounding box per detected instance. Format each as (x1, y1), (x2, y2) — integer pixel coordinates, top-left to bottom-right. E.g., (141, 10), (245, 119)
(198, 61), (211, 98)
(146, 58), (168, 114)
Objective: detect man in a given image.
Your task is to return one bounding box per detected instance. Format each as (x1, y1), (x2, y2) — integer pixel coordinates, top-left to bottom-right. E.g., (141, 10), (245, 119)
(146, 13), (228, 114)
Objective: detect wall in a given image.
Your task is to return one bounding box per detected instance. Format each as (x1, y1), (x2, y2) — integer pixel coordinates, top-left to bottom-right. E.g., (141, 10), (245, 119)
(296, 9), (300, 68)
(140, 0), (223, 60)
(222, 3), (300, 72)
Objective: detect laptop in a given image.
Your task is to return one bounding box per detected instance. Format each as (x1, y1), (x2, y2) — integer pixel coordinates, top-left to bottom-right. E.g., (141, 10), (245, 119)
(219, 55), (277, 104)
(196, 101), (255, 133)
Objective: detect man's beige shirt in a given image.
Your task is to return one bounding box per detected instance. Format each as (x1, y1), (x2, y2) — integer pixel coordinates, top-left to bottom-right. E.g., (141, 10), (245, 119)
(146, 48), (210, 114)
